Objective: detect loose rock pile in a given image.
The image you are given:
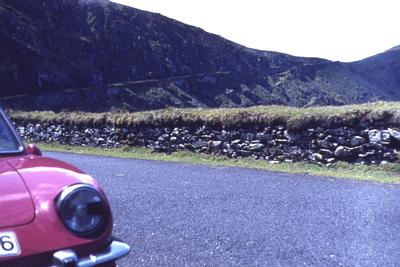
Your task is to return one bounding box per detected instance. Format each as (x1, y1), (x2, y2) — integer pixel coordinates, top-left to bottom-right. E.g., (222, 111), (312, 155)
(14, 121), (400, 165)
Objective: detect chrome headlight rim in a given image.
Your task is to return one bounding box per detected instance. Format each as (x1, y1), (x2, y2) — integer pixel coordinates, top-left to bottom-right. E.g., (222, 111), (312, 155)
(56, 184), (108, 238)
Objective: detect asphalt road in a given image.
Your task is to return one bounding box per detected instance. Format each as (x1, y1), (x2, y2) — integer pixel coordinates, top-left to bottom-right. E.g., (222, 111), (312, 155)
(45, 151), (400, 267)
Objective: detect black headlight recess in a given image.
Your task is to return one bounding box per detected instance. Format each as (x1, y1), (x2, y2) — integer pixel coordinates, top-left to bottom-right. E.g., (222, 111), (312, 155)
(56, 184), (108, 238)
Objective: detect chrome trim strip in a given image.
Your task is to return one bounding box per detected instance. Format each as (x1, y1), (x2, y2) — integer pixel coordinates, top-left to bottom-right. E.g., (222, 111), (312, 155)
(51, 241), (131, 267)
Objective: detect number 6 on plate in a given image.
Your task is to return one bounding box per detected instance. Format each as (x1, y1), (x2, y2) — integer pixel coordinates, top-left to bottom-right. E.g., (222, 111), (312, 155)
(0, 232), (20, 256)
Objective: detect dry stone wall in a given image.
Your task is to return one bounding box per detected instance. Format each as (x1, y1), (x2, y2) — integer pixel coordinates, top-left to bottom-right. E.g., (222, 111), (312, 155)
(13, 120), (400, 166)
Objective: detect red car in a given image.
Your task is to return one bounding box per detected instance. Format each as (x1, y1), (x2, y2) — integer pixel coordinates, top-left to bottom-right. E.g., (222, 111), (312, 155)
(0, 109), (130, 266)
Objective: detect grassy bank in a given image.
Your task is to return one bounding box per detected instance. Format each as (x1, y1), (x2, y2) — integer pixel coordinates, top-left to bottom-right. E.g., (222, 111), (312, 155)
(37, 142), (400, 184)
(9, 101), (400, 130)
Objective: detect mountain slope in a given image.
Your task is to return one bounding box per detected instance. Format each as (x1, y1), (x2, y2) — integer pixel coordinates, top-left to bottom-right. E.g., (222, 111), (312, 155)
(1, 0), (399, 111)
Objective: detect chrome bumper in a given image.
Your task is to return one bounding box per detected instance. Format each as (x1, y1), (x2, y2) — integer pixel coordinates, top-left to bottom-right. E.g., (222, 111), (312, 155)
(51, 240), (131, 267)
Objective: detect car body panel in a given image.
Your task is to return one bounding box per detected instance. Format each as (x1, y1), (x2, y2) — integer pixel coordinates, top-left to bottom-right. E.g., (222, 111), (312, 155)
(0, 155), (113, 262)
(0, 160), (35, 228)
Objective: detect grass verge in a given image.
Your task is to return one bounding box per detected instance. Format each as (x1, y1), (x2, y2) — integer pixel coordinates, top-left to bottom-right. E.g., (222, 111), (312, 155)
(37, 142), (400, 184)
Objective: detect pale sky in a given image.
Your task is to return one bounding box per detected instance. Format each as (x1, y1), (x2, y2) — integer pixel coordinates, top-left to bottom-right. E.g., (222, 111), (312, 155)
(111, 0), (400, 62)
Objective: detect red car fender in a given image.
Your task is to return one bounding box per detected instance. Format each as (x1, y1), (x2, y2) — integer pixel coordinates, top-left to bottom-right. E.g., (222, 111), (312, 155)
(0, 155), (113, 262)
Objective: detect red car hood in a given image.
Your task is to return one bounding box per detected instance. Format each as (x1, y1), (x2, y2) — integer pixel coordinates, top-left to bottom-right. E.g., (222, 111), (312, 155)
(0, 160), (35, 228)
(0, 155), (112, 260)
(0, 155), (98, 229)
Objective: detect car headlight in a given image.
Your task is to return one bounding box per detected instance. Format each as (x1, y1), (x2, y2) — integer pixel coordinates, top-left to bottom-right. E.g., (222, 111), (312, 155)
(56, 184), (108, 237)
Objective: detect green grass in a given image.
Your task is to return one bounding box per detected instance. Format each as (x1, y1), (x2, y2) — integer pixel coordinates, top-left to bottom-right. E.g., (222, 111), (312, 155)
(8, 101), (400, 130)
(37, 142), (400, 184)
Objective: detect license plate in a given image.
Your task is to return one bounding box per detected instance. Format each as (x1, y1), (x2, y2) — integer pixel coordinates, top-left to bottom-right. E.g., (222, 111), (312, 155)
(0, 232), (20, 257)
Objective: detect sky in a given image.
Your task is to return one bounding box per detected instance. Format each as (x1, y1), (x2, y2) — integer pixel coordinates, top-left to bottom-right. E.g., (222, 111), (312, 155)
(111, 0), (400, 62)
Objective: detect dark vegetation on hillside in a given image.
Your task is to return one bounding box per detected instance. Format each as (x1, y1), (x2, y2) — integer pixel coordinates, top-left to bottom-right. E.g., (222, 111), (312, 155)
(1, 0), (400, 111)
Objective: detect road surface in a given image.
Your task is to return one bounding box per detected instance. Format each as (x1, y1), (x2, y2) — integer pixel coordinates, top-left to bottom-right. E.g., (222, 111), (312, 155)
(45, 151), (400, 266)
